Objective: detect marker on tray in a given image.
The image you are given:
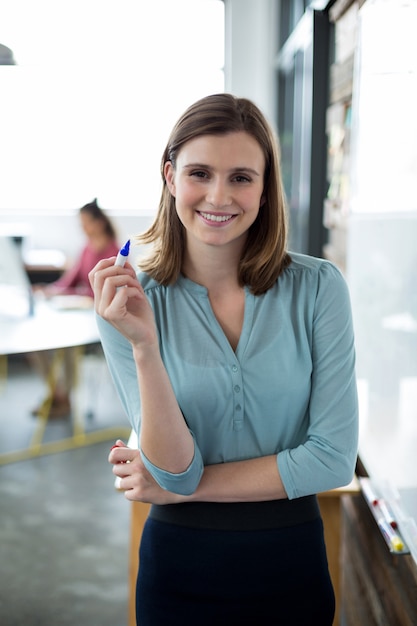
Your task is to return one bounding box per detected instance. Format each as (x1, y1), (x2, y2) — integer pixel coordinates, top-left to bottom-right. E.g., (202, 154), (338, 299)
(360, 477), (379, 506)
(115, 239), (130, 267)
(377, 517), (404, 552)
(360, 478), (399, 529)
(378, 499), (398, 529)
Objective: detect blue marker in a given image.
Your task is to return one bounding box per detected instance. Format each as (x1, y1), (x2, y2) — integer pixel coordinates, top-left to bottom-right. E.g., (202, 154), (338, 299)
(115, 239), (130, 267)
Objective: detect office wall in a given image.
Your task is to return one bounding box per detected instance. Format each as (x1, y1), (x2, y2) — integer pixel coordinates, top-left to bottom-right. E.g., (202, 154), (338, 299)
(224, 0), (279, 128)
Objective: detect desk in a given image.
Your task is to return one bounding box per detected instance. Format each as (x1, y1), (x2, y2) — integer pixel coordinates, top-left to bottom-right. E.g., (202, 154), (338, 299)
(25, 265), (64, 284)
(24, 247), (67, 284)
(0, 299), (130, 464)
(318, 478), (360, 626)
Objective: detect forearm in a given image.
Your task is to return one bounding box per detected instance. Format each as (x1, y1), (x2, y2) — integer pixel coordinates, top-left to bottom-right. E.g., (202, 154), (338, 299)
(187, 455), (288, 503)
(134, 345), (195, 475)
(112, 449), (288, 504)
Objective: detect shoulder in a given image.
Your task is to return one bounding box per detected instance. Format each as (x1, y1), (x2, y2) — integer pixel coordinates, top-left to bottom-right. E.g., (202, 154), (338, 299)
(276, 253), (350, 308)
(284, 252), (346, 285)
(286, 251), (340, 274)
(282, 254), (353, 327)
(137, 271), (165, 293)
(136, 271), (180, 309)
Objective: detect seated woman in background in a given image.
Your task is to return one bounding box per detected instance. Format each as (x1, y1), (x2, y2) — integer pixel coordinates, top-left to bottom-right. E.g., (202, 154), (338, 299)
(37, 198), (120, 298)
(31, 199), (120, 418)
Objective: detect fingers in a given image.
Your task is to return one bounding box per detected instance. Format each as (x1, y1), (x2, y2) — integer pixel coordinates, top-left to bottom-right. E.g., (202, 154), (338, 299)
(88, 257), (117, 290)
(89, 259), (138, 297)
(109, 439), (127, 462)
(109, 442), (137, 465)
(110, 452), (150, 500)
(89, 260), (142, 318)
(101, 276), (142, 307)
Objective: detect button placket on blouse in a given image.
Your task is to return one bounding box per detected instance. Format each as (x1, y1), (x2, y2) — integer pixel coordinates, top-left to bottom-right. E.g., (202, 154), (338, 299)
(231, 362), (244, 430)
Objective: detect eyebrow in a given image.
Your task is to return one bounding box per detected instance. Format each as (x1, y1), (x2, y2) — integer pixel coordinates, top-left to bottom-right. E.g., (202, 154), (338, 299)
(183, 162), (262, 177)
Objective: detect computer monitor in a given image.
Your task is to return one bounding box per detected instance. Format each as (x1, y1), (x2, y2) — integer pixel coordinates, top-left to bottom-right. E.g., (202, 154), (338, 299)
(0, 236), (33, 319)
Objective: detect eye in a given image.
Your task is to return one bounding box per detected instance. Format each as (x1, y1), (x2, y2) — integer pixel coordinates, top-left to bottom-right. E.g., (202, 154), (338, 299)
(232, 174), (251, 183)
(190, 170), (209, 179)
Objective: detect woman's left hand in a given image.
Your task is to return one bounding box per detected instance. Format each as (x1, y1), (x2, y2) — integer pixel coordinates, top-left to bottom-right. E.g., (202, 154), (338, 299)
(109, 441), (183, 504)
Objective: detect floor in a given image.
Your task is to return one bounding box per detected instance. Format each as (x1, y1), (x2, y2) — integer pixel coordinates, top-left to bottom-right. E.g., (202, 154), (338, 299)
(0, 352), (133, 626)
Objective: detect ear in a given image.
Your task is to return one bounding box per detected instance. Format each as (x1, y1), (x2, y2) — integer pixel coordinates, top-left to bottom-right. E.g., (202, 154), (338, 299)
(164, 161), (176, 197)
(260, 193), (266, 207)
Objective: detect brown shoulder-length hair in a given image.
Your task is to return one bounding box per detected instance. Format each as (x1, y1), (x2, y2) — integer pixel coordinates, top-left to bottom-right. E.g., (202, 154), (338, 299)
(137, 93), (291, 295)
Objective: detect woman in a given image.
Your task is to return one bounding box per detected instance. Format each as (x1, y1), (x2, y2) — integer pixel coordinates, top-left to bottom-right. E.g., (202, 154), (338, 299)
(90, 94), (358, 625)
(31, 199), (119, 417)
(40, 198), (120, 298)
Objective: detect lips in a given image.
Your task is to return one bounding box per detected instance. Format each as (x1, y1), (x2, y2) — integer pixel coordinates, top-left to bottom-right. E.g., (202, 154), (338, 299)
(199, 211), (234, 223)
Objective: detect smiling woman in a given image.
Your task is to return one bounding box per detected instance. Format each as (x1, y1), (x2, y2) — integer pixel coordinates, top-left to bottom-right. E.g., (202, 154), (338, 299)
(0, 0), (224, 214)
(88, 93), (359, 626)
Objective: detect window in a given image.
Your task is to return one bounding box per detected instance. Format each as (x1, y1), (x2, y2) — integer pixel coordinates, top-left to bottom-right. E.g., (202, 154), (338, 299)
(0, 0), (224, 215)
(276, 8), (330, 257)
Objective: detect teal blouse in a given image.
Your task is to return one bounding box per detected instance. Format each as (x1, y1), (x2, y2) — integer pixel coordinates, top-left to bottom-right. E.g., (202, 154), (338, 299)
(96, 252), (359, 499)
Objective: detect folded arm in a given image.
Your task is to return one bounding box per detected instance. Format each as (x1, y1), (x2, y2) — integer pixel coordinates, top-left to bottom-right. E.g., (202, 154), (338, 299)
(110, 445), (287, 504)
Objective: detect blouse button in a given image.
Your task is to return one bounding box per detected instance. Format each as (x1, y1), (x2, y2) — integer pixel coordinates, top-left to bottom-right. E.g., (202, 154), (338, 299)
(234, 385), (240, 393)
(231, 365), (238, 372)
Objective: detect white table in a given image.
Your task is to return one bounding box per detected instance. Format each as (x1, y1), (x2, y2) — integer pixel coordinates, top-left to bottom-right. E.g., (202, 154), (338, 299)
(0, 299), (130, 464)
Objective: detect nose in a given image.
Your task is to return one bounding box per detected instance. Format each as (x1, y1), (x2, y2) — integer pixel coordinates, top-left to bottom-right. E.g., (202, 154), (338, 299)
(206, 178), (232, 209)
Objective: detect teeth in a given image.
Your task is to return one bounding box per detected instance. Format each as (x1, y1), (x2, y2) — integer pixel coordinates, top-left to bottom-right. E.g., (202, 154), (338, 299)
(200, 212), (233, 223)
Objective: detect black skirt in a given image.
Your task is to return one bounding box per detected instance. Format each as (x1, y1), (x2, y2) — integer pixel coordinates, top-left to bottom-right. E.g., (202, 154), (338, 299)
(136, 497), (335, 626)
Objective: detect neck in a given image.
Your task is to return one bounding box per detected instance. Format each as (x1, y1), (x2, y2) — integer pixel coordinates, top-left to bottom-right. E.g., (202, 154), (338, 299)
(182, 239), (244, 293)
